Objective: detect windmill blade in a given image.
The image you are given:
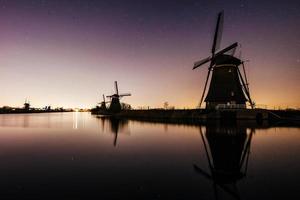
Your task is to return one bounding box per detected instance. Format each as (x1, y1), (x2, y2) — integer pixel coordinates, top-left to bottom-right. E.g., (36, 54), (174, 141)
(215, 42), (238, 57)
(238, 44), (242, 59)
(193, 164), (213, 180)
(239, 130), (253, 171)
(237, 67), (254, 108)
(98, 101), (110, 104)
(193, 56), (211, 70)
(114, 132), (118, 147)
(194, 166), (242, 199)
(226, 46), (237, 56)
(211, 11), (224, 55)
(241, 61), (250, 91)
(119, 93), (131, 97)
(114, 81), (119, 95)
(199, 68), (212, 108)
(243, 130), (254, 175)
(106, 95), (113, 98)
(102, 94), (106, 102)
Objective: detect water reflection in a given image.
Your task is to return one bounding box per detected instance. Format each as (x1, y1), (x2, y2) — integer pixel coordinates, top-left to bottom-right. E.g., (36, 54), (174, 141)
(0, 113), (298, 199)
(0, 113), (71, 128)
(97, 116), (129, 147)
(73, 111), (79, 129)
(194, 124), (253, 200)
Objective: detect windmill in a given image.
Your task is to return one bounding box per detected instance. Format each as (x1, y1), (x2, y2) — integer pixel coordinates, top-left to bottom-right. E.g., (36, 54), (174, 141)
(98, 94), (109, 110)
(193, 11), (254, 109)
(106, 81), (131, 113)
(24, 98), (30, 111)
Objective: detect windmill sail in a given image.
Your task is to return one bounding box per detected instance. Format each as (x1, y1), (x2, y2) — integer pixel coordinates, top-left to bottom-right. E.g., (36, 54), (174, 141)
(211, 11), (224, 54)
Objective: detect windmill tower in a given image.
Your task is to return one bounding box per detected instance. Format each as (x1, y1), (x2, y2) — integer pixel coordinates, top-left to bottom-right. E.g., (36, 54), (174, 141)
(193, 11), (254, 109)
(106, 81), (131, 113)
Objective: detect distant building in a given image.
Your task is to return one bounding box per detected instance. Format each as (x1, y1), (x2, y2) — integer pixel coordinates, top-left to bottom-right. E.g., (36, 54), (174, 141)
(24, 100), (30, 111)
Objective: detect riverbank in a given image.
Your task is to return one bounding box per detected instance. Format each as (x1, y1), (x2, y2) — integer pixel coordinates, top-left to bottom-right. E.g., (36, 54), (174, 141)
(92, 108), (300, 126)
(0, 108), (73, 114)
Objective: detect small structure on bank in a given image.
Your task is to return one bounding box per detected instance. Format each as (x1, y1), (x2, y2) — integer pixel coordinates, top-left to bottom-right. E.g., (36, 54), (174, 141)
(24, 99), (30, 111)
(193, 11), (254, 109)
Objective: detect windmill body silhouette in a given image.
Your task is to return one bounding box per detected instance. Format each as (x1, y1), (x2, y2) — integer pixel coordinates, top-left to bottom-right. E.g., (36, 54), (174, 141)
(193, 11), (254, 109)
(106, 81), (131, 113)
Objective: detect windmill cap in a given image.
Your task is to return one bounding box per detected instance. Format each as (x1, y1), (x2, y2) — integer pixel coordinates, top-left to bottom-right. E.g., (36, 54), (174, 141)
(213, 54), (241, 66)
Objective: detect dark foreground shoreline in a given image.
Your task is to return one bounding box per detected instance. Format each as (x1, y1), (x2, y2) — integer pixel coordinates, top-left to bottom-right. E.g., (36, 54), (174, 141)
(0, 109), (73, 114)
(92, 108), (300, 126)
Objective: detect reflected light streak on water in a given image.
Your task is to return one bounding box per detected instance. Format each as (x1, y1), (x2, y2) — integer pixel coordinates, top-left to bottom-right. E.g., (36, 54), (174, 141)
(73, 111), (78, 129)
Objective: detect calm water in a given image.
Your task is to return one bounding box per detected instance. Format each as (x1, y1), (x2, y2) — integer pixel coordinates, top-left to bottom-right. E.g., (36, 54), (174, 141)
(0, 112), (299, 199)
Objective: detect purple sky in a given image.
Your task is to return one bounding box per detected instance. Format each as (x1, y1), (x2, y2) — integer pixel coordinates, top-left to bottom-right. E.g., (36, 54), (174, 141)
(0, 0), (299, 109)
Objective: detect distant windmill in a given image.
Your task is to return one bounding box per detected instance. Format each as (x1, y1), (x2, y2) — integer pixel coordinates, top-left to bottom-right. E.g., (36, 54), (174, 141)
(106, 81), (131, 113)
(24, 98), (30, 111)
(98, 94), (110, 110)
(193, 11), (254, 109)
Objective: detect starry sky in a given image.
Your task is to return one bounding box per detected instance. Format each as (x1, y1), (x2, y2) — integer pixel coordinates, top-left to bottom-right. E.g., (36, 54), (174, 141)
(0, 0), (299, 109)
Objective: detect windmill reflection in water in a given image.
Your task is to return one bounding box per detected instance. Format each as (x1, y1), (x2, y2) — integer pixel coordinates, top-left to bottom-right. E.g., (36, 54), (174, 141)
(194, 125), (254, 200)
(98, 116), (129, 147)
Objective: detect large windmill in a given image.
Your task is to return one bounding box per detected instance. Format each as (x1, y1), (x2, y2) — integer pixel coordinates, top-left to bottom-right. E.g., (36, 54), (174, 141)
(106, 81), (131, 113)
(193, 11), (254, 109)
